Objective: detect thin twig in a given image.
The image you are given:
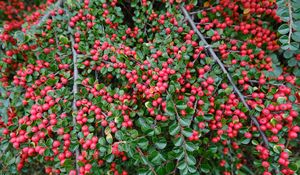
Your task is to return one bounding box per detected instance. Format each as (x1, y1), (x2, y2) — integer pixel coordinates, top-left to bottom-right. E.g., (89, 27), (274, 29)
(189, 7), (213, 15)
(248, 80), (284, 86)
(180, 6), (269, 148)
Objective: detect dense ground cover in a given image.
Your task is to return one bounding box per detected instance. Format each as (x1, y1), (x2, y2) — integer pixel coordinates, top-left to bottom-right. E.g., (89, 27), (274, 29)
(0, 0), (299, 174)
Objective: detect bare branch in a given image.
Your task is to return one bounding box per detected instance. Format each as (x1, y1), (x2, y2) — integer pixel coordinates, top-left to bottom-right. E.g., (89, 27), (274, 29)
(180, 5), (269, 148)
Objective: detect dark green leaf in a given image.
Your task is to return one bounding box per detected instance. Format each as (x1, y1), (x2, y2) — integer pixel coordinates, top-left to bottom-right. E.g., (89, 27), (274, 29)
(292, 32), (300, 42)
(154, 137), (167, 149)
(137, 138), (149, 150)
(174, 136), (184, 147)
(278, 24), (289, 34)
(169, 122), (180, 136)
(182, 128), (193, 137)
(187, 154), (196, 165)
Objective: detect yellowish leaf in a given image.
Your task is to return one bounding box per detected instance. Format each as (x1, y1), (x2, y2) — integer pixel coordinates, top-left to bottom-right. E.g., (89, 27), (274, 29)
(204, 2), (210, 7)
(243, 8), (250, 15)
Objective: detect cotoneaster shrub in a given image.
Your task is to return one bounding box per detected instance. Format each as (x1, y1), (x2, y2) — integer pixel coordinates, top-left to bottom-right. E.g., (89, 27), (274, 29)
(0, 0), (299, 175)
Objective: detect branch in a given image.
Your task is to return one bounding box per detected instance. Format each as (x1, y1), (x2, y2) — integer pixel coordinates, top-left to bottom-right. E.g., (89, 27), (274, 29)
(287, 0), (293, 44)
(248, 80), (284, 86)
(136, 147), (158, 175)
(189, 7), (213, 15)
(180, 6), (269, 148)
(166, 91), (190, 170)
(68, 25), (80, 174)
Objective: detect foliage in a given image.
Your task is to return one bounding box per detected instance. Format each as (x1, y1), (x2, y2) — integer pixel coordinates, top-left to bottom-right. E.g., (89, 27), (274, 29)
(276, 0), (300, 76)
(0, 0), (299, 175)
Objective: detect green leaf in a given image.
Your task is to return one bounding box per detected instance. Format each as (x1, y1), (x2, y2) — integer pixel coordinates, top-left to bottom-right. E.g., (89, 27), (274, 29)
(174, 136), (184, 146)
(0, 108), (8, 124)
(149, 151), (164, 165)
(63, 159), (73, 167)
(273, 145), (282, 154)
(176, 101), (187, 110)
(185, 142), (197, 152)
(279, 35), (288, 44)
(166, 100), (175, 115)
(277, 97), (286, 104)
(292, 32), (300, 42)
(278, 24), (289, 34)
(1, 140), (9, 151)
(137, 138), (149, 150)
(99, 137), (106, 145)
(7, 157), (15, 165)
(182, 128), (193, 137)
(207, 29), (214, 37)
(188, 165), (197, 173)
(251, 140), (258, 145)
(169, 122), (180, 136)
(46, 138), (53, 147)
(14, 31), (25, 43)
(106, 133), (113, 144)
(209, 145), (218, 153)
(179, 117), (191, 127)
(294, 68), (300, 76)
(145, 101), (151, 108)
(241, 139), (250, 144)
(282, 42), (299, 50)
(106, 154), (115, 163)
(44, 149), (53, 156)
(255, 106), (263, 112)
(283, 50), (295, 58)
(178, 161), (187, 170)
(59, 35), (69, 44)
(224, 87), (233, 95)
(280, 11), (290, 22)
(288, 58), (297, 67)
(129, 129), (139, 138)
(115, 131), (124, 140)
(154, 137), (167, 149)
(204, 114), (214, 121)
(200, 163), (211, 173)
(288, 163), (298, 171)
(277, 6), (288, 17)
(293, 20), (300, 30)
